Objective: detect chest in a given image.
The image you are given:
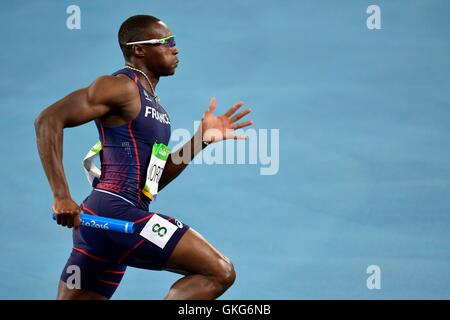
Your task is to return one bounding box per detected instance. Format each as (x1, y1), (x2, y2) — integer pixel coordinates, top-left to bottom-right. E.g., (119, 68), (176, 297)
(131, 91), (171, 145)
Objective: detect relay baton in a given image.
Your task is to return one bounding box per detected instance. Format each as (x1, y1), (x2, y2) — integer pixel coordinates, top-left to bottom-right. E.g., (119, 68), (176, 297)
(52, 213), (135, 234)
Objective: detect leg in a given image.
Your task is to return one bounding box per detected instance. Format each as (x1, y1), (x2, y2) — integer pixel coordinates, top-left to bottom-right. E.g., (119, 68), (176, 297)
(163, 228), (236, 300)
(82, 204), (234, 300)
(57, 280), (107, 300)
(58, 248), (127, 300)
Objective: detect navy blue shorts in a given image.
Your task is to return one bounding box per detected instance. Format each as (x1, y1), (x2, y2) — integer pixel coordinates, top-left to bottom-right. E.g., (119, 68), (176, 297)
(60, 189), (190, 298)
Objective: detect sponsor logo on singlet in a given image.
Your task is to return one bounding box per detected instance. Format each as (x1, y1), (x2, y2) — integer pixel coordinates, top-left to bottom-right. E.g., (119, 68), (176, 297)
(143, 90), (152, 102)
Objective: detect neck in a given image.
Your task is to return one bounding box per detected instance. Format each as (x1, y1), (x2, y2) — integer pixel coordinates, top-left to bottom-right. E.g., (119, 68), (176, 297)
(125, 61), (159, 93)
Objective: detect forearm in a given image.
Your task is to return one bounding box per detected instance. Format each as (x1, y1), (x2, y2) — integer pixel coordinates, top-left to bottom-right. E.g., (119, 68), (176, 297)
(35, 113), (71, 199)
(159, 129), (205, 191)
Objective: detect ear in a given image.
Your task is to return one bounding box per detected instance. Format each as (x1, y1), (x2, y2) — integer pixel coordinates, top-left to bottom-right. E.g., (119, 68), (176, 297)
(132, 44), (146, 58)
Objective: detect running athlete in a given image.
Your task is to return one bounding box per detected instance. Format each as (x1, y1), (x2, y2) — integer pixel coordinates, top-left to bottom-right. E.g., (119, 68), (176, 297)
(34, 15), (253, 300)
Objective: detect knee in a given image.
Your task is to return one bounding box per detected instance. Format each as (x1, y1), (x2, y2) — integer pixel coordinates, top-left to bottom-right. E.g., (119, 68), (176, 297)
(213, 257), (236, 289)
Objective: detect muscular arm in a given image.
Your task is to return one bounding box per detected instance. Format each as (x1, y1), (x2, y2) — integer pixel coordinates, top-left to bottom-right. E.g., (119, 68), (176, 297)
(35, 76), (136, 228)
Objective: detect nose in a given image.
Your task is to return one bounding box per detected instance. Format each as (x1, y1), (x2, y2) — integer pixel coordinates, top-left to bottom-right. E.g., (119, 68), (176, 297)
(172, 47), (178, 55)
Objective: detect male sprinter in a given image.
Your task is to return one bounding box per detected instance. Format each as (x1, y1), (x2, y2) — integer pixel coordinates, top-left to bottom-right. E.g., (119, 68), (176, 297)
(35, 15), (252, 300)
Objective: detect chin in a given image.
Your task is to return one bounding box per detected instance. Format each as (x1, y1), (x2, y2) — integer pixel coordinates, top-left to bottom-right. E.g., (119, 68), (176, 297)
(163, 69), (176, 76)
(160, 64), (177, 77)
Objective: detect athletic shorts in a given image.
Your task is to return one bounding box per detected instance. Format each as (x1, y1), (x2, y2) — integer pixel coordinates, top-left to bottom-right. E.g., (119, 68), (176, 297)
(60, 189), (190, 298)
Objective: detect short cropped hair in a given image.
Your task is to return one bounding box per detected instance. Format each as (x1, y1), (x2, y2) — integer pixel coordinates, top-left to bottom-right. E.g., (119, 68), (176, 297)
(118, 15), (160, 58)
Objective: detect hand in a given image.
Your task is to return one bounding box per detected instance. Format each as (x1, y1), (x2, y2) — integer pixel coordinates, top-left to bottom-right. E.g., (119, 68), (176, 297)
(201, 97), (253, 143)
(52, 197), (81, 229)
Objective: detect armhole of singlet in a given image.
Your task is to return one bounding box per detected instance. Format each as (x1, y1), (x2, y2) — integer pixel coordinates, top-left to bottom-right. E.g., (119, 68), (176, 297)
(98, 71), (142, 129)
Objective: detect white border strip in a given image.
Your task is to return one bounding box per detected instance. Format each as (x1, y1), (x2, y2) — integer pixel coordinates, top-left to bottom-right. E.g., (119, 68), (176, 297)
(94, 188), (135, 206)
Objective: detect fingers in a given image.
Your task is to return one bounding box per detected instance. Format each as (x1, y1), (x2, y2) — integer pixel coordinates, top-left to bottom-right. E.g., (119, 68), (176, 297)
(53, 198), (81, 229)
(224, 102), (244, 118)
(67, 213), (74, 228)
(231, 120), (253, 130)
(54, 211), (80, 228)
(56, 213), (68, 227)
(230, 108), (252, 123)
(206, 97), (216, 114)
(203, 97), (217, 120)
(56, 212), (63, 226)
(56, 213), (69, 228)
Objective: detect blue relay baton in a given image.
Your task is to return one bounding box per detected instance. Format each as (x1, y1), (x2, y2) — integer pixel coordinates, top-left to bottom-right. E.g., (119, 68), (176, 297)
(52, 213), (135, 234)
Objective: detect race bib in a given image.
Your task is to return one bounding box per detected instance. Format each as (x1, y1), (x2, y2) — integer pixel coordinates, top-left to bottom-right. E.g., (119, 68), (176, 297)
(142, 143), (170, 201)
(82, 141), (170, 201)
(139, 214), (177, 249)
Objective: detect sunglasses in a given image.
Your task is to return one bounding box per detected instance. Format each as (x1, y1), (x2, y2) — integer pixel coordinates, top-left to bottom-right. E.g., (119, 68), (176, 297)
(126, 35), (176, 48)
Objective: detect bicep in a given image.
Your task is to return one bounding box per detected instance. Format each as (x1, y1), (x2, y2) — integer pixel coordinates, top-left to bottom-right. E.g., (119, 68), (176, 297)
(39, 75), (134, 128)
(44, 88), (110, 128)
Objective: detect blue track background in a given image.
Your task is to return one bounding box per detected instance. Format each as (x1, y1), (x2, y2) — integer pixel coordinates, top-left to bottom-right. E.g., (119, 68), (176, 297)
(0, 0), (449, 299)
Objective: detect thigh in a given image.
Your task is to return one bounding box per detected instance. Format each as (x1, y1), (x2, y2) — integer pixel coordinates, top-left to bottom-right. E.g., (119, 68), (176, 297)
(60, 248), (127, 299)
(162, 228), (231, 276)
(120, 212), (190, 270)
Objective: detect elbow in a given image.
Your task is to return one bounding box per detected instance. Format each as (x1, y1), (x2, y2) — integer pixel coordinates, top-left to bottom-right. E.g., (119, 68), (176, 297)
(34, 112), (44, 134)
(34, 112), (44, 131)
(34, 110), (50, 134)
(34, 109), (61, 135)
(34, 110), (64, 141)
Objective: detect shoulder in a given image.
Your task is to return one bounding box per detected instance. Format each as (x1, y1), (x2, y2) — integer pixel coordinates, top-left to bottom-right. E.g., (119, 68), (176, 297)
(87, 74), (138, 106)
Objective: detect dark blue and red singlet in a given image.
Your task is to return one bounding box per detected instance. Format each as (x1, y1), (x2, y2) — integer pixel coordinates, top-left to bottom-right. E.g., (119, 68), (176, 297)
(60, 68), (189, 298)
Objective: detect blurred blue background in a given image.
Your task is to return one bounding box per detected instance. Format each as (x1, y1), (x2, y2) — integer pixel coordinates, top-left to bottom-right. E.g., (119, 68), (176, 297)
(0, 0), (449, 299)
